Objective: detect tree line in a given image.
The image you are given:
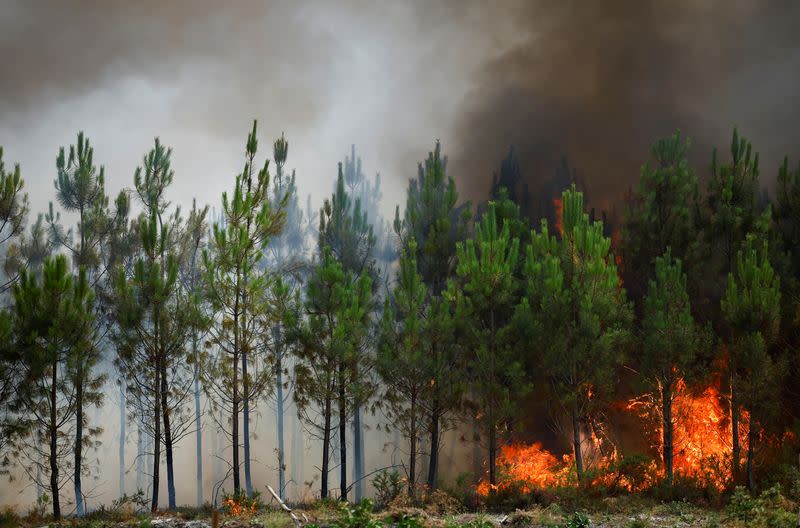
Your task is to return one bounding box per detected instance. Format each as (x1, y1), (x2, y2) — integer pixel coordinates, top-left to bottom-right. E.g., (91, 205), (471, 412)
(0, 124), (798, 518)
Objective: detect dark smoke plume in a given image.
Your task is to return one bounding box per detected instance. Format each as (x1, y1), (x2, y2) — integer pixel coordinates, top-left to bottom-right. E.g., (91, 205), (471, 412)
(450, 1), (800, 214)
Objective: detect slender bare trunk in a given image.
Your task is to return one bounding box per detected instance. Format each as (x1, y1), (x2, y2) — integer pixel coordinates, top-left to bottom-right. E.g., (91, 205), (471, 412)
(747, 419), (756, 491)
(427, 396), (440, 491)
(339, 365), (347, 501)
(321, 395), (332, 499)
(120, 383), (126, 498)
(275, 339), (286, 499)
(194, 361), (203, 506)
(74, 368), (85, 516)
(662, 382), (673, 485)
(572, 408), (584, 483)
(152, 356), (162, 512)
(50, 361), (61, 519)
(731, 373), (740, 484)
(161, 358), (176, 509)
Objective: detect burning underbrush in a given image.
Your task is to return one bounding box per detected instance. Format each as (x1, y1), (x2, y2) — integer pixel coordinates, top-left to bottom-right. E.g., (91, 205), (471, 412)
(476, 379), (794, 501)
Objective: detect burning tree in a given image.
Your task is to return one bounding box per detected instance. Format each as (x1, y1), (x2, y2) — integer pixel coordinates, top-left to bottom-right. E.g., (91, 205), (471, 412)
(521, 184), (632, 483)
(722, 235), (782, 490)
(453, 201), (526, 489)
(639, 248), (704, 485)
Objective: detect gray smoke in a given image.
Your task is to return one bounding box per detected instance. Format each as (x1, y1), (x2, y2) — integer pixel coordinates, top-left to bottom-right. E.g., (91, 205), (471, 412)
(449, 0), (800, 210)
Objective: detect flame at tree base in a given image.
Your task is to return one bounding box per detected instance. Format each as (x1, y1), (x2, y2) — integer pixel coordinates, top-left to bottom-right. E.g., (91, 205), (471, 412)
(477, 379), (756, 497)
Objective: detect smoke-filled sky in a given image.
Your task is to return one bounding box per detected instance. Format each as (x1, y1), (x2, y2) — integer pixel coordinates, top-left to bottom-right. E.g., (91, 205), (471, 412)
(2, 1), (799, 219)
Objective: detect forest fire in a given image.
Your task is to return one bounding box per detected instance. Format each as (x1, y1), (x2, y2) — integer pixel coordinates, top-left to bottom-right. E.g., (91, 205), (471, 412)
(476, 427), (652, 497)
(627, 378), (747, 489)
(477, 380), (751, 497)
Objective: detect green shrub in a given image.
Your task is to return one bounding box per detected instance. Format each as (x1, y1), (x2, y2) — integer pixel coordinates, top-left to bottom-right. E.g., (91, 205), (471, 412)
(565, 511), (591, 528)
(373, 470), (404, 507)
(726, 486), (761, 522)
(335, 499), (384, 528)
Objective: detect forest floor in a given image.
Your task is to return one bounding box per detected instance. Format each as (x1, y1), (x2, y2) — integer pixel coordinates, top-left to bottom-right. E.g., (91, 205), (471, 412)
(0, 503), (797, 528)
(5, 492), (798, 528)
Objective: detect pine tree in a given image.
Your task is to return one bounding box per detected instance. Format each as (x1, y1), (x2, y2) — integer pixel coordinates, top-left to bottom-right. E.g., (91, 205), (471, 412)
(0, 146), (29, 293)
(722, 235), (781, 490)
(393, 141), (470, 490)
(289, 246), (371, 500)
(340, 145), (392, 499)
(262, 133), (304, 500)
(47, 132), (122, 515)
(640, 249), (702, 485)
(203, 121), (285, 496)
(0, 146), (30, 461)
(178, 199), (210, 506)
(452, 202), (525, 488)
(309, 163), (376, 501)
(522, 184), (631, 483)
(113, 139), (196, 510)
(10, 255), (94, 518)
(622, 131), (699, 310)
(699, 129), (769, 481)
(377, 241), (430, 495)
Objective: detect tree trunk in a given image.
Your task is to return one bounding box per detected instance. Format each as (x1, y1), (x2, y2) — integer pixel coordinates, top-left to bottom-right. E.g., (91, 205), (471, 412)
(120, 382), (126, 498)
(409, 435), (417, 497)
(50, 362), (61, 519)
(731, 374), (740, 484)
(233, 347), (241, 493)
(243, 348), (253, 497)
(161, 359), (176, 509)
(662, 382), (674, 486)
(572, 408), (584, 483)
(194, 362), (203, 506)
(321, 396), (332, 500)
(74, 368), (85, 516)
(136, 419), (144, 494)
(488, 415), (497, 487)
(152, 356), (162, 512)
(291, 398), (303, 499)
(747, 419), (756, 491)
(427, 396), (440, 491)
(353, 404), (364, 502)
(408, 396), (417, 496)
(275, 341), (286, 500)
(339, 371), (347, 502)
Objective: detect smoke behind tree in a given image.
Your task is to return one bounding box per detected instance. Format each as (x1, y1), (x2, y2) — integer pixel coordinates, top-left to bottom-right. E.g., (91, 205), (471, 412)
(449, 1), (800, 211)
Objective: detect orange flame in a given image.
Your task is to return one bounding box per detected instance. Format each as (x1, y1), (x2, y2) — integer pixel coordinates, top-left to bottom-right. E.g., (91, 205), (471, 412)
(476, 422), (654, 496)
(476, 379), (767, 496)
(627, 378), (748, 489)
(223, 496), (257, 517)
